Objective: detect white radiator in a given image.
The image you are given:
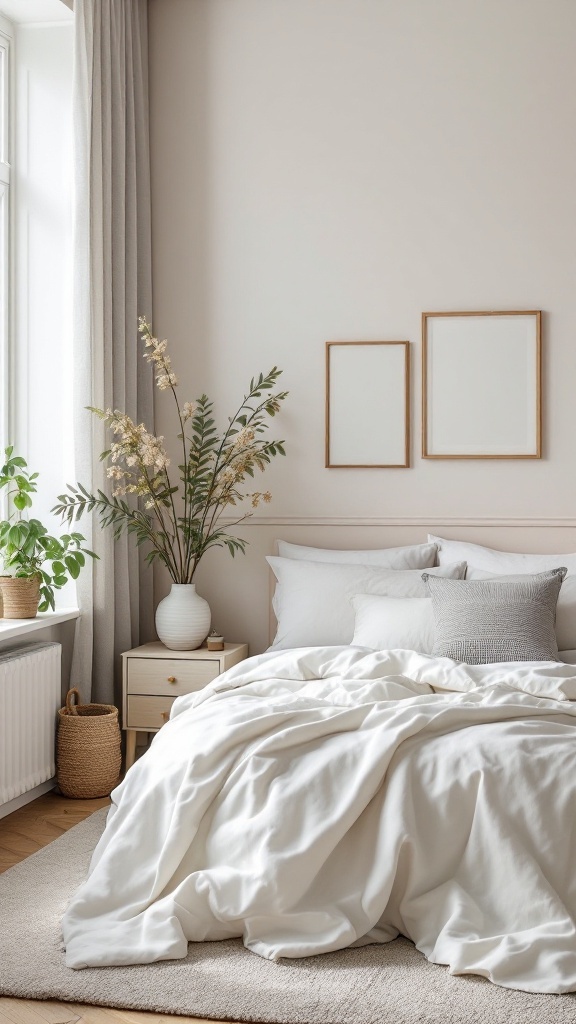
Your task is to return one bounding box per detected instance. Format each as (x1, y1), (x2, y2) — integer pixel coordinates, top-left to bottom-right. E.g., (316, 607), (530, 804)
(0, 642), (61, 811)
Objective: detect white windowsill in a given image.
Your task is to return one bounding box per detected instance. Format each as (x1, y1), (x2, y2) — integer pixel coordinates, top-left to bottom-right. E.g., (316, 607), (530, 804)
(0, 608), (79, 642)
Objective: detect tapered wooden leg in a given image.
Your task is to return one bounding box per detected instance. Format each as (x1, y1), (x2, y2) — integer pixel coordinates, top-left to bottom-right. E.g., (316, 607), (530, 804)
(125, 729), (137, 771)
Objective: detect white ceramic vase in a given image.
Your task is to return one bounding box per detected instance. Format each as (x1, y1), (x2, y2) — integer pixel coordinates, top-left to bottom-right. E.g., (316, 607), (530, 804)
(155, 583), (211, 651)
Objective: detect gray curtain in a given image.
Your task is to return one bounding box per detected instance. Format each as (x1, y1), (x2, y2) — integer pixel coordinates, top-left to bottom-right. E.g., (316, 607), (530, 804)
(72, 0), (154, 704)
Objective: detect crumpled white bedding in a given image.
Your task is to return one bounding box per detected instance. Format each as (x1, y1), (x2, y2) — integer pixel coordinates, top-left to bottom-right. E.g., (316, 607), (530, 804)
(62, 647), (576, 993)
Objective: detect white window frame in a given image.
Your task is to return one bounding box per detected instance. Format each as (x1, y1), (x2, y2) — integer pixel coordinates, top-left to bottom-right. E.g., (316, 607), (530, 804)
(0, 12), (12, 471)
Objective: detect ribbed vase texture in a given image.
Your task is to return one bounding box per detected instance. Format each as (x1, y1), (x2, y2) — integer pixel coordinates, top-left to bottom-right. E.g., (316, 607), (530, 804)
(155, 583), (211, 651)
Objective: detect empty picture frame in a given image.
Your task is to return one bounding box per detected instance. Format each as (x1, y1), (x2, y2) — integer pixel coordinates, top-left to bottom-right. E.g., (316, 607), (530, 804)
(326, 341), (410, 468)
(422, 311), (542, 459)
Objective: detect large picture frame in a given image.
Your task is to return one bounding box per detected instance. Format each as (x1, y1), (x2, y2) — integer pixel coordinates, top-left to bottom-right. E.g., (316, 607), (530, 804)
(422, 310), (542, 459)
(326, 341), (410, 468)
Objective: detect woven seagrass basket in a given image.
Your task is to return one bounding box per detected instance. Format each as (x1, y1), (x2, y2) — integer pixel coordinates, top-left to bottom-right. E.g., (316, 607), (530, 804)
(0, 574), (41, 618)
(57, 688), (121, 798)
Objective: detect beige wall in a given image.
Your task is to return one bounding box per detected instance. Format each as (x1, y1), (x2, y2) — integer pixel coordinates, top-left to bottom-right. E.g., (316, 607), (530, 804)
(148, 0), (576, 653)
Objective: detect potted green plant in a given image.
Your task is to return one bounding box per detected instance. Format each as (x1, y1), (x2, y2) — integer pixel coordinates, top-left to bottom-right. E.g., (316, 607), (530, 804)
(0, 447), (96, 618)
(53, 317), (288, 650)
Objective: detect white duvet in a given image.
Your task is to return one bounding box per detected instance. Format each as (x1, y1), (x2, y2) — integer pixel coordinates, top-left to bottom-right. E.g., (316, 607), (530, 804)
(63, 647), (576, 993)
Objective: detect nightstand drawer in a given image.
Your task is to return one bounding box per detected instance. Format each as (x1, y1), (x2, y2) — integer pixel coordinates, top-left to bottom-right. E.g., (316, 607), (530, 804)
(126, 657), (219, 697)
(127, 695), (176, 730)
(122, 642), (248, 770)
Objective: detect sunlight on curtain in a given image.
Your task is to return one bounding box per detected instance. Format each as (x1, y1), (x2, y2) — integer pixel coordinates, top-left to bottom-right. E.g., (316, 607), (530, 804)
(72, 0), (154, 703)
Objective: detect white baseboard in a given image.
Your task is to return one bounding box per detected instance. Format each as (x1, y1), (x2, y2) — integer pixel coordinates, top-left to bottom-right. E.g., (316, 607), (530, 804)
(0, 778), (56, 820)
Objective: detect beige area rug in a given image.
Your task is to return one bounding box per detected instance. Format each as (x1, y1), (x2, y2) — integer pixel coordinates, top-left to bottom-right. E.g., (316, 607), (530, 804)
(1, 810), (576, 1024)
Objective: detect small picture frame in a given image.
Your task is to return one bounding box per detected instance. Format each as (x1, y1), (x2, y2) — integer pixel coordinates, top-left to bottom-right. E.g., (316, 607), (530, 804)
(422, 311), (541, 459)
(326, 341), (410, 468)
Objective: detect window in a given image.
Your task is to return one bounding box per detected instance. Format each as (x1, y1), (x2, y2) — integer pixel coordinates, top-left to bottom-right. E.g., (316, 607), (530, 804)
(0, 5), (74, 578)
(0, 14), (11, 461)
(6, 9), (73, 533)
(0, 3), (75, 613)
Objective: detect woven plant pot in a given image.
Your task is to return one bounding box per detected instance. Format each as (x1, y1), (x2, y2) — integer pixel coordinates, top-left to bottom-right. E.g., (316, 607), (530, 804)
(57, 688), (122, 798)
(0, 574), (41, 618)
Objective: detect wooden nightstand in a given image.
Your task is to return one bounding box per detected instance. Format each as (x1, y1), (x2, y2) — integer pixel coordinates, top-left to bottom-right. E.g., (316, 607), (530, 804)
(121, 641), (248, 769)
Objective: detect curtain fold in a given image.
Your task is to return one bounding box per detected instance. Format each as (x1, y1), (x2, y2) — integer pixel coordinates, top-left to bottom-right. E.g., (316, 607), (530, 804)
(72, 0), (154, 704)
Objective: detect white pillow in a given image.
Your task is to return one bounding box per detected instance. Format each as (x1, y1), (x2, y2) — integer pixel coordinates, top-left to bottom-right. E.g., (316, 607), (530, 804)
(430, 533), (576, 576)
(277, 540), (437, 569)
(352, 595), (435, 654)
(467, 566), (576, 652)
(267, 556), (466, 650)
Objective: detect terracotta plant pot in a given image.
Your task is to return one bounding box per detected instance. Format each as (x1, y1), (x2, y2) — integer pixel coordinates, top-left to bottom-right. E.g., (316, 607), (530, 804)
(0, 574), (41, 618)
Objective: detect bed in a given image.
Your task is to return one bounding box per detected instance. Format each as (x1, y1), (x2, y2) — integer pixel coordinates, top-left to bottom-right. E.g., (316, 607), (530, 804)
(62, 534), (576, 995)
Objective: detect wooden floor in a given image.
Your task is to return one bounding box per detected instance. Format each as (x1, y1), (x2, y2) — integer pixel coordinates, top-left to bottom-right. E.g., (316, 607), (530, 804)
(0, 792), (110, 875)
(0, 792), (236, 1024)
(0, 1001), (233, 1024)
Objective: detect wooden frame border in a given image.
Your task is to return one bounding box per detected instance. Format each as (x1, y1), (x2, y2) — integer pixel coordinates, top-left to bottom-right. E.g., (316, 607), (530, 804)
(422, 310), (542, 460)
(325, 340), (410, 468)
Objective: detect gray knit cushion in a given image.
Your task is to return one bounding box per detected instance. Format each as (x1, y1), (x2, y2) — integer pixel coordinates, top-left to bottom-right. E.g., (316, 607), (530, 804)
(421, 568), (567, 664)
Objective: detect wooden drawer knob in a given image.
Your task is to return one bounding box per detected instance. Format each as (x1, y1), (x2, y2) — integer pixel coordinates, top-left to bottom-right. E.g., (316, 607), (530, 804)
(167, 676), (176, 683)
(161, 711), (170, 722)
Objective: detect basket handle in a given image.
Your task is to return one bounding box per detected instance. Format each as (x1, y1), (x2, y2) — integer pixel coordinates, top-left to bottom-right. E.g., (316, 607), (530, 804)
(65, 688), (80, 715)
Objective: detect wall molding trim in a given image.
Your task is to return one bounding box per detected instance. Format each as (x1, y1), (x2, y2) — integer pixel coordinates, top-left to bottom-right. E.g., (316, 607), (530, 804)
(224, 516), (576, 529)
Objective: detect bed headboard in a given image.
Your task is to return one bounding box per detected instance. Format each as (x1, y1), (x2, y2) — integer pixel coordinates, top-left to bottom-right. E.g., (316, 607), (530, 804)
(193, 517), (576, 655)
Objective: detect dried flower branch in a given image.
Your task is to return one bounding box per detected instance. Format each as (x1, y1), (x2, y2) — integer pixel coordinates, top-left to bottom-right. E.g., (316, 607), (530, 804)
(53, 321), (288, 582)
